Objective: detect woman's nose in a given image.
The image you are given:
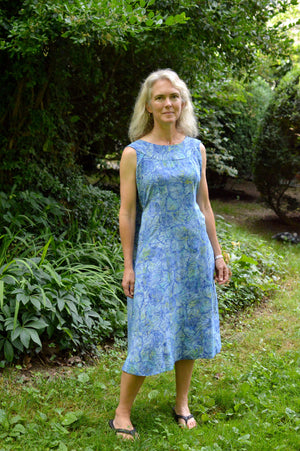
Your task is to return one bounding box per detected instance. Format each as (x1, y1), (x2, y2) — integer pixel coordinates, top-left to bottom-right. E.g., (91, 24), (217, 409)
(164, 97), (172, 107)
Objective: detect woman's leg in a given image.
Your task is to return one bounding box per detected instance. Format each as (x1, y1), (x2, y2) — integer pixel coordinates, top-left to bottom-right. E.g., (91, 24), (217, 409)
(113, 371), (145, 436)
(174, 359), (197, 429)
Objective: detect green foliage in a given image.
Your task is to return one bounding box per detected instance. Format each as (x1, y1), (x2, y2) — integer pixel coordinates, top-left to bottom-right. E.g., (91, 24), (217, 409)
(1, 0), (187, 55)
(0, 179), (120, 242)
(216, 218), (286, 315)
(191, 76), (273, 185)
(0, 0), (295, 195)
(193, 76), (241, 186)
(0, 187), (288, 366)
(0, 189), (125, 366)
(0, 278), (299, 450)
(0, 242), (125, 365)
(253, 65), (300, 220)
(222, 78), (273, 179)
(0, 0), (187, 193)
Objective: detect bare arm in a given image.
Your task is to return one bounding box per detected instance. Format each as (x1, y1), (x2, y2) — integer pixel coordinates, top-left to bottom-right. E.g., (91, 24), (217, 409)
(119, 146), (137, 298)
(196, 143), (229, 285)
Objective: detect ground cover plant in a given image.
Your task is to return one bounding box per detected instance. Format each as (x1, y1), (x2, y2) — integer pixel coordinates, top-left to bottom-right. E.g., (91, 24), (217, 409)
(0, 217), (299, 450)
(0, 189), (288, 366)
(0, 189), (125, 365)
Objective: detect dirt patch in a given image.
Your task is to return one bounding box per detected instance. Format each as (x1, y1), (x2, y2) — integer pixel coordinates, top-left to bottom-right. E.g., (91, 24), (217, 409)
(211, 179), (300, 236)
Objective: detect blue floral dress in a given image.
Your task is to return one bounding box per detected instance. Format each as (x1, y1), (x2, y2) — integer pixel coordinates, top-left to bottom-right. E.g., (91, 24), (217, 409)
(122, 137), (221, 376)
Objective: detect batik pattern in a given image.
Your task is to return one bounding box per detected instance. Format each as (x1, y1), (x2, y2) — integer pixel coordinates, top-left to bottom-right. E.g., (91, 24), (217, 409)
(122, 137), (221, 376)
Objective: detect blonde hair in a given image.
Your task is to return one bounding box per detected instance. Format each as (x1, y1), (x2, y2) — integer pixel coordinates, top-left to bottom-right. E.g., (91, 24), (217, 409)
(129, 69), (198, 142)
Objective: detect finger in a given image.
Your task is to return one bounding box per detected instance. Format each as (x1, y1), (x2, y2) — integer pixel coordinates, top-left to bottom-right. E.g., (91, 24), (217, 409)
(122, 282), (130, 298)
(129, 281), (134, 297)
(218, 268), (224, 283)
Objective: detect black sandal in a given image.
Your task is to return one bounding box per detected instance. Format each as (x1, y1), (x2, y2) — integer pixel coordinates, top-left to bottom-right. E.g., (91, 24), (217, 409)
(109, 419), (138, 438)
(172, 407), (195, 427)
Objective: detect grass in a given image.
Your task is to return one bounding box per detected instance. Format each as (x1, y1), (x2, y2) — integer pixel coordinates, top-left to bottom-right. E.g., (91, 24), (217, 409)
(0, 208), (299, 450)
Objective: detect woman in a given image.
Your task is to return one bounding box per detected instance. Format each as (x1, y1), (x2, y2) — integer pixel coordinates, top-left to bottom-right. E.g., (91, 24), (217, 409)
(109, 69), (229, 439)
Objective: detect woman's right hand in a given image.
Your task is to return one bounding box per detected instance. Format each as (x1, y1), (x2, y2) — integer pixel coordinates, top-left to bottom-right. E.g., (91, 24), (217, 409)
(122, 268), (135, 298)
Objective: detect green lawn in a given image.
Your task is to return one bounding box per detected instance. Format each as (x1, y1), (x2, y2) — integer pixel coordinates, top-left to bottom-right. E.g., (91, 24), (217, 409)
(0, 210), (299, 451)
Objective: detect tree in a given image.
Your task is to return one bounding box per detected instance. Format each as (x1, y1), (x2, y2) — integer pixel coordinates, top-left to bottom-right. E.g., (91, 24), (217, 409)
(0, 0), (187, 191)
(0, 0), (296, 194)
(253, 65), (300, 221)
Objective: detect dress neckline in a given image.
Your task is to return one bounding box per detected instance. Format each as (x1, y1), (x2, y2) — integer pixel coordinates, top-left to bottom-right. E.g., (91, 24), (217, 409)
(138, 136), (187, 147)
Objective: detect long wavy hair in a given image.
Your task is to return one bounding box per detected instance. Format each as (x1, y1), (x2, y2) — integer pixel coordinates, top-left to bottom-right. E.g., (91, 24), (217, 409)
(129, 69), (198, 142)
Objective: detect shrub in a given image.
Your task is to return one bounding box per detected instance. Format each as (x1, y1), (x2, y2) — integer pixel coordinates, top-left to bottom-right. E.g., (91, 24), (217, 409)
(0, 241), (126, 366)
(253, 66), (300, 221)
(227, 78), (273, 179)
(0, 189), (125, 366)
(216, 218), (286, 316)
(0, 190), (287, 366)
(0, 182), (120, 243)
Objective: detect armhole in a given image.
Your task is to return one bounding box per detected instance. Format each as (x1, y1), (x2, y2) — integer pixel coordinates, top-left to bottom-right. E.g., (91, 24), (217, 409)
(194, 140), (202, 174)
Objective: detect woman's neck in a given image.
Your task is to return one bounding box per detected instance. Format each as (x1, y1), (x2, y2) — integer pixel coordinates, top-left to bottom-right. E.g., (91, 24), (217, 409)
(143, 126), (185, 145)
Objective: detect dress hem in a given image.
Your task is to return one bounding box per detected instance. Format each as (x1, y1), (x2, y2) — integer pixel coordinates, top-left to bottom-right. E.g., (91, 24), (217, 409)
(122, 348), (222, 377)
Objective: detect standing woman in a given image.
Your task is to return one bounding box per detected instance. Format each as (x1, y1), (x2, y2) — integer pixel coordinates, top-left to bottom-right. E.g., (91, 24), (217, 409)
(109, 69), (229, 439)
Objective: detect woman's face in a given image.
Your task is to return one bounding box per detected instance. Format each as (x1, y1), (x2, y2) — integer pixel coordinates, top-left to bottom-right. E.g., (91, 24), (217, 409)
(146, 79), (184, 127)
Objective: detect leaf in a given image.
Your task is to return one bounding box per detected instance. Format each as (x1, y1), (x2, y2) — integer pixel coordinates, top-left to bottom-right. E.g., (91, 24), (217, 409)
(57, 298), (65, 311)
(13, 300), (20, 330)
(201, 413), (210, 423)
(15, 259), (35, 275)
(66, 300), (78, 315)
(40, 236), (53, 266)
(30, 296), (41, 310)
(4, 340), (14, 362)
(0, 281), (4, 309)
(25, 319), (48, 329)
(77, 373), (90, 384)
(0, 409), (9, 430)
(147, 389), (159, 400)
(165, 16), (174, 26)
(16, 292), (30, 305)
(28, 328), (42, 346)
(129, 16), (137, 25)
(20, 328), (31, 348)
(239, 255), (258, 265)
(238, 434), (251, 444)
(0, 409), (7, 424)
(10, 423), (26, 435)
(11, 326), (22, 341)
(10, 415), (24, 425)
(61, 412), (79, 426)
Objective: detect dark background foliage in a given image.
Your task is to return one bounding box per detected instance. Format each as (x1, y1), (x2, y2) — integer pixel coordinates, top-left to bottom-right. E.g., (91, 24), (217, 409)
(0, 0), (299, 364)
(254, 67), (300, 220)
(0, 0), (296, 195)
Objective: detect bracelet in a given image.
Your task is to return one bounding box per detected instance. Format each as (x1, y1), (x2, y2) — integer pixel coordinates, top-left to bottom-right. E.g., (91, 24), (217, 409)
(214, 254), (223, 261)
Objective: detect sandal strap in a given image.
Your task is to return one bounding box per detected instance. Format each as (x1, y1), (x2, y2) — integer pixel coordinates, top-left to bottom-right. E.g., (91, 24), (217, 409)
(172, 408), (194, 425)
(109, 419), (137, 436)
(176, 413), (194, 424)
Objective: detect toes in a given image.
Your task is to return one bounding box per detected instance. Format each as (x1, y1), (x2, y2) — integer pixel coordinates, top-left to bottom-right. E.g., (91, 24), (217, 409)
(178, 418), (186, 428)
(187, 418), (197, 429)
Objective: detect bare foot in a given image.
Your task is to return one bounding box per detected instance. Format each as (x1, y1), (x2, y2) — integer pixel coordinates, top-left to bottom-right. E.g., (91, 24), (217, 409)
(173, 407), (197, 429)
(110, 414), (138, 440)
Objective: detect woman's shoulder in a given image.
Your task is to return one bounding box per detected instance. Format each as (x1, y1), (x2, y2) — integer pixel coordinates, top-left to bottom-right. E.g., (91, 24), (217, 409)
(120, 147), (137, 167)
(126, 139), (151, 155)
(123, 145), (137, 155)
(185, 136), (202, 146)
(184, 136), (204, 153)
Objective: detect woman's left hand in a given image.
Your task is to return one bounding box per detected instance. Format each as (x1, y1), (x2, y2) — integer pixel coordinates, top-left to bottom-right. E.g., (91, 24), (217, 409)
(215, 258), (230, 285)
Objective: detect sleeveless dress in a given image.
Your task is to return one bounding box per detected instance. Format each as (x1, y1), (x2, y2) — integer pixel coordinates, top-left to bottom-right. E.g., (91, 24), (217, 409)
(122, 137), (221, 376)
